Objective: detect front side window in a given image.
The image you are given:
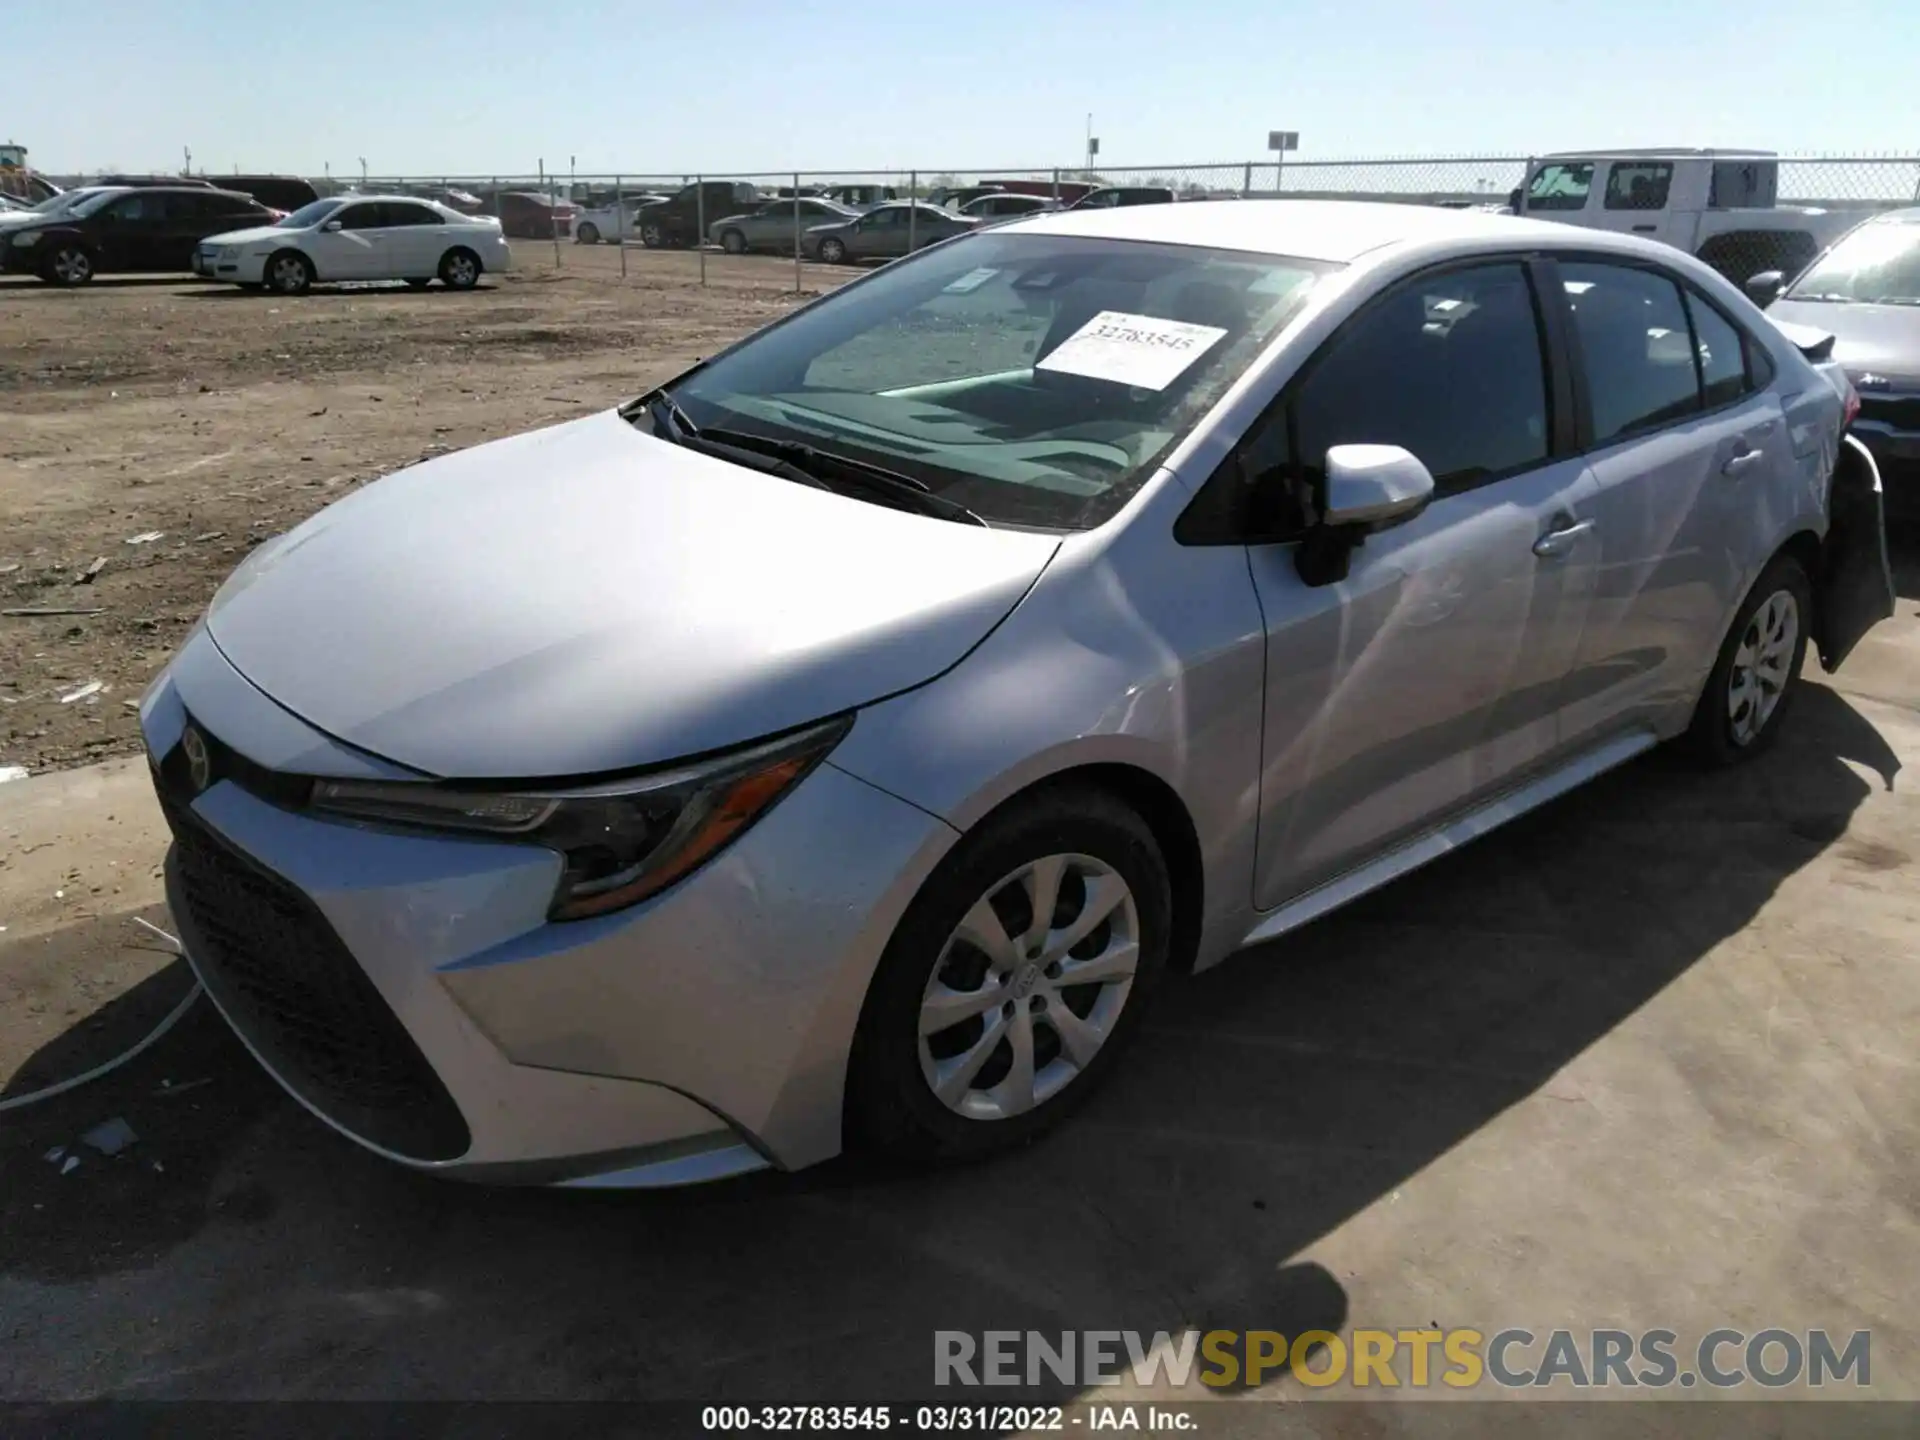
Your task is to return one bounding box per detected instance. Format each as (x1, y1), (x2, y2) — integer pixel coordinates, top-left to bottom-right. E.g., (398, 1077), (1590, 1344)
(1605, 163), (1673, 211)
(667, 233), (1329, 530)
(334, 204), (385, 230)
(278, 199), (342, 229)
(1561, 262), (1701, 442)
(102, 193), (156, 222)
(1292, 262), (1551, 498)
(1785, 216), (1920, 305)
(1527, 162), (1595, 212)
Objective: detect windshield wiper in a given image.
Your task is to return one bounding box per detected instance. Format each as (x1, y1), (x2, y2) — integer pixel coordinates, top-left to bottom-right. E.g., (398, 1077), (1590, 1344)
(696, 425), (990, 527)
(1787, 292), (1855, 303)
(628, 392), (833, 491)
(1871, 295), (1920, 306)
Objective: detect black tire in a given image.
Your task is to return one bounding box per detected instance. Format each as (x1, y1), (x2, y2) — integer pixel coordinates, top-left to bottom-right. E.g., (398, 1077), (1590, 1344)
(576, 222), (600, 246)
(39, 245), (93, 286)
(1683, 553), (1812, 766)
(639, 220), (668, 249)
(265, 250), (314, 295)
(438, 247), (482, 290)
(845, 786), (1171, 1165)
(819, 236), (847, 265)
(404, 277), (432, 290)
(720, 228), (747, 255)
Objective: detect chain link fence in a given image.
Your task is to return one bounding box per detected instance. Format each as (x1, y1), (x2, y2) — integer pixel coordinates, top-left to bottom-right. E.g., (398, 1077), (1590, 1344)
(44, 152), (1913, 292)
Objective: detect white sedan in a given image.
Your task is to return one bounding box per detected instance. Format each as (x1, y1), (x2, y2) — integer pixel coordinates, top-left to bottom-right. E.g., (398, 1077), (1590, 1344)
(195, 195), (513, 294)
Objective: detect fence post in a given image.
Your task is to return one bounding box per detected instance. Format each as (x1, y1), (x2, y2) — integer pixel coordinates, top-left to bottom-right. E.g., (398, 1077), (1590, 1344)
(1051, 167), (1060, 204)
(617, 175), (627, 278)
(908, 170), (918, 255)
(698, 176), (706, 288)
(794, 171), (803, 295)
(1242, 161), (1252, 198)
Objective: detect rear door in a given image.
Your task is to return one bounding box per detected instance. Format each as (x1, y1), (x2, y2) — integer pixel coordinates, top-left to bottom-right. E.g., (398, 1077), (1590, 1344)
(1590, 161), (1677, 244)
(379, 201), (447, 276)
(1547, 258), (1795, 744)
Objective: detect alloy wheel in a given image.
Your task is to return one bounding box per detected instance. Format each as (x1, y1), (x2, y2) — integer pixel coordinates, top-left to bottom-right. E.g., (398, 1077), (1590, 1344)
(1729, 588), (1798, 745)
(52, 248), (91, 284)
(917, 853), (1140, 1122)
(444, 253), (478, 288)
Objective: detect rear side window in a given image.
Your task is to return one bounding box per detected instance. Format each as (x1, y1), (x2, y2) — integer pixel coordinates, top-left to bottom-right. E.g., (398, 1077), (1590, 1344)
(1293, 262), (1551, 494)
(385, 203), (442, 226)
(1685, 291), (1750, 408)
(1605, 163), (1672, 211)
(1561, 262), (1701, 442)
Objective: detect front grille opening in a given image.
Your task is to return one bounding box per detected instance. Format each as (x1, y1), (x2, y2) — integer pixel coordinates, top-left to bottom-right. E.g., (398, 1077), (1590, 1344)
(156, 784), (471, 1162)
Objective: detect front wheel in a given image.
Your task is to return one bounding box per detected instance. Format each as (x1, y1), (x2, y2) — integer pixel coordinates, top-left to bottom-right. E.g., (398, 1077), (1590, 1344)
(40, 245), (93, 286)
(720, 228), (747, 254)
(819, 236), (847, 265)
(265, 250), (314, 295)
(639, 221), (668, 249)
(845, 787), (1170, 1165)
(575, 222), (600, 245)
(1683, 553), (1812, 765)
(438, 248), (481, 290)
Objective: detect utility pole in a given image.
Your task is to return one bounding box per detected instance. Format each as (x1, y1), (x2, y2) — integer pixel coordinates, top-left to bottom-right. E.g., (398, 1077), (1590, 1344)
(1084, 114), (1093, 178)
(183, 145), (191, 177)
(358, 156), (368, 187)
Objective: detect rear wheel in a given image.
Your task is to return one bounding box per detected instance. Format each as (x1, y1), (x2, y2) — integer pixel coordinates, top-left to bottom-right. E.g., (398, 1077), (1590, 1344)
(40, 245), (93, 286)
(265, 250), (313, 295)
(1683, 553), (1812, 765)
(846, 787), (1170, 1164)
(438, 248), (481, 290)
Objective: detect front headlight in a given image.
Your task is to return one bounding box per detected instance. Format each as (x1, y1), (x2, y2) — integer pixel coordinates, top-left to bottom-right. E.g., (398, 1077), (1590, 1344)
(219, 245), (239, 259)
(308, 716), (849, 920)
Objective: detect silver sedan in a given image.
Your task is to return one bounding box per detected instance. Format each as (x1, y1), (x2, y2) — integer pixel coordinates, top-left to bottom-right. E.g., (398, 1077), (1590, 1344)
(708, 197), (858, 254)
(143, 201), (1893, 1187)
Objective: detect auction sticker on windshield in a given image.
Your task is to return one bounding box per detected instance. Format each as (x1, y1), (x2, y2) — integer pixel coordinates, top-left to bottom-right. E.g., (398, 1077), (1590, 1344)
(1035, 311), (1228, 391)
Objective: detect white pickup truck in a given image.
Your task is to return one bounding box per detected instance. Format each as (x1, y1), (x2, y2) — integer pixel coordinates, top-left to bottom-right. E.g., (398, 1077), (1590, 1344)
(1509, 149), (1858, 287)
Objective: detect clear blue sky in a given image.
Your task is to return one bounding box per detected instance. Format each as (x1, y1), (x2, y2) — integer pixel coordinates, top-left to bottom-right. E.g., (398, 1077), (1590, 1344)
(10, 0), (1916, 178)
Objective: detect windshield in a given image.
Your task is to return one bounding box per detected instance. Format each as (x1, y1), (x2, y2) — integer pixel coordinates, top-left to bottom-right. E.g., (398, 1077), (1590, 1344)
(278, 199), (343, 229)
(69, 189), (130, 219)
(1787, 216), (1920, 304)
(665, 232), (1330, 530)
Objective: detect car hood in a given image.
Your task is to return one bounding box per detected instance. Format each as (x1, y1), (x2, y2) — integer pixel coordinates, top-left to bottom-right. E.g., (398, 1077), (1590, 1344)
(1768, 298), (1920, 386)
(201, 224), (286, 247)
(205, 408), (1059, 779)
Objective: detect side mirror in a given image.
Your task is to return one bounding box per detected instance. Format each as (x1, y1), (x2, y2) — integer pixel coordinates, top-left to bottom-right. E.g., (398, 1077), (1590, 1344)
(1744, 270), (1785, 308)
(1323, 444), (1436, 529)
(1296, 445), (1436, 588)
(322, 219), (344, 233)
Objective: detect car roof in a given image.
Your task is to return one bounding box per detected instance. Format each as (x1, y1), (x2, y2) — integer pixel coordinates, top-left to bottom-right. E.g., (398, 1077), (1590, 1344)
(1003, 198), (1660, 263)
(330, 194), (447, 205)
(1542, 147), (1775, 159)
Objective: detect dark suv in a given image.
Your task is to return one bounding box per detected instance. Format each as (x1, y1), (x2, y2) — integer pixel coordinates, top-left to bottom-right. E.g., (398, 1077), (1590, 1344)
(1, 185), (277, 285)
(636, 181), (767, 248)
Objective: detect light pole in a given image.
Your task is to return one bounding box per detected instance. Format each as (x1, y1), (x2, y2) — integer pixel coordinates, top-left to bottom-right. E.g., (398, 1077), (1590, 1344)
(1085, 114), (1099, 179)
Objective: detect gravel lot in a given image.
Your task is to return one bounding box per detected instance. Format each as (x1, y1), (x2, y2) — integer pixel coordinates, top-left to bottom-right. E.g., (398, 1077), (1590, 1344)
(0, 244), (849, 777)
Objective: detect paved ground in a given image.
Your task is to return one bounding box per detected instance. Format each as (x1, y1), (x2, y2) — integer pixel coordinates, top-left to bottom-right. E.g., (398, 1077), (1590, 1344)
(2, 545), (1916, 1411)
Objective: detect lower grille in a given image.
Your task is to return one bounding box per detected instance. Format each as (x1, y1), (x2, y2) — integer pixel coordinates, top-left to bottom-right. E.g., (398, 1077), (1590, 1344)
(156, 782), (471, 1162)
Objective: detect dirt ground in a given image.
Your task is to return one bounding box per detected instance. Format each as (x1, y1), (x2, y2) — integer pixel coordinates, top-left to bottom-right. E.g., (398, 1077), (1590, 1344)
(0, 244), (849, 778)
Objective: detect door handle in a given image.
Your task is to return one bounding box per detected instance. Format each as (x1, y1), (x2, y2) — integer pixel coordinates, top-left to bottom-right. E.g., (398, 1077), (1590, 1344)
(1631, 224), (1657, 233)
(1533, 518), (1594, 558)
(1722, 445), (1764, 476)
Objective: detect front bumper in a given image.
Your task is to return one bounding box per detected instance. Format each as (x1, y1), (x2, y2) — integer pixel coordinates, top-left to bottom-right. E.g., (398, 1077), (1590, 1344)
(141, 627), (956, 1184)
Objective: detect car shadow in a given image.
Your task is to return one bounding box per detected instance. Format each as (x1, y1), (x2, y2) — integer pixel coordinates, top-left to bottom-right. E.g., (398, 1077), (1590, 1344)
(0, 665), (1895, 1400)
(0, 275), (213, 296)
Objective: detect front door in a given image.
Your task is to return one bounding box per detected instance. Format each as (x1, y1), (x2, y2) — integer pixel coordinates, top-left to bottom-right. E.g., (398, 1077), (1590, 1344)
(308, 201), (388, 280)
(1247, 260), (1600, 908)
(88, 192), (167, 271)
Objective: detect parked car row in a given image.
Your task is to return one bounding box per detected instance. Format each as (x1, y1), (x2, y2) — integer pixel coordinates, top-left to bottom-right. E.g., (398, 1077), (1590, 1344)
(0, 180), (513, 291)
